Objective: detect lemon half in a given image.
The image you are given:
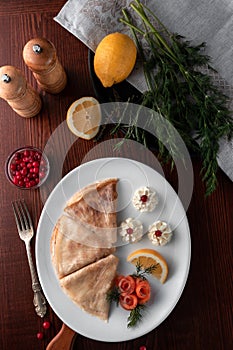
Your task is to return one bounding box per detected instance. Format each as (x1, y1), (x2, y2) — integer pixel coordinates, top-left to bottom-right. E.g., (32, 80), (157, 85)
(66, 97), (101, 140)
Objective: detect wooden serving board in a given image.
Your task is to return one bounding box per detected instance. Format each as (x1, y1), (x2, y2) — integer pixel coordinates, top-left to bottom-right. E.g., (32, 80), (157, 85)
(46, 324), (76, 350)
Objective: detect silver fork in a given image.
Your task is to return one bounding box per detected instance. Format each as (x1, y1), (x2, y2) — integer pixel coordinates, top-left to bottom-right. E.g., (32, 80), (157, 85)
(12, 200), (47, 318)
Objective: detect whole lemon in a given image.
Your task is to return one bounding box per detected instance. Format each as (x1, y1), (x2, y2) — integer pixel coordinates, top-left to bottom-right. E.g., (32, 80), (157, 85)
(94, 32), (137, 88)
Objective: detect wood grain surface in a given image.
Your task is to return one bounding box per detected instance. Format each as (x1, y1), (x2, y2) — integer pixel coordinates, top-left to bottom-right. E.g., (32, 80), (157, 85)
(0, 1), (232, 350)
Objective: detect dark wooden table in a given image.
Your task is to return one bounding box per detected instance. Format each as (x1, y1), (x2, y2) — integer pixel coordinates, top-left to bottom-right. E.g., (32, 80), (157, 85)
(0, 1), (232, 349)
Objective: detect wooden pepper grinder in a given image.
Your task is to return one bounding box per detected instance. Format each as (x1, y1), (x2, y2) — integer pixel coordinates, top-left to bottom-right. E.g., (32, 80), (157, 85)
(23, 38), (67, 94)
(0, 65), (42, 118)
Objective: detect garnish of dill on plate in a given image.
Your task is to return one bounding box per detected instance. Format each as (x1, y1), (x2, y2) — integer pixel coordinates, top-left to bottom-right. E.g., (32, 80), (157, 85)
(132, 261), (159, 279)
(107, 263), (155, 328)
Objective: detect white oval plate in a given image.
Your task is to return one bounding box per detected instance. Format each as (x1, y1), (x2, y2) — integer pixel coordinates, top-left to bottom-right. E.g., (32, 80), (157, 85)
(36, 157), (191, 342)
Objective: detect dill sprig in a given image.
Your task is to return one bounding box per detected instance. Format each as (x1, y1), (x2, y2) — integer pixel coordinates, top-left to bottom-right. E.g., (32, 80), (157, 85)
(127, 304), (145, 328)
(107, 285), (146, 328)
(117, 0), (233, 195)
(106, 286), (121, 306)
(132, 261), (158, 279)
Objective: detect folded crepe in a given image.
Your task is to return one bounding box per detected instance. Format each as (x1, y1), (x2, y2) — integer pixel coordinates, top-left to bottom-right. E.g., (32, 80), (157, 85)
(60, 254), (119, 321)
(64, 177), (118, 228)
(50, 178), (119, 321)
(51, 214), (115, 279)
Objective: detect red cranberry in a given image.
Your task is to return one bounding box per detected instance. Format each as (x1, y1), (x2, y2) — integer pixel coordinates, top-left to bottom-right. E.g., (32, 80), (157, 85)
(34, 152), (41, 160)
(13, 176), (18, 185)
(40, 166), (47, 173)
(21, 168), (28, 176)
(40, 158), (46, 166)
(39, 171), (46, 179)
(14, 152), (21, 160)
(33, 167), (39, 173)
(29, 180), (36, 187)
(140, 194), (148, 203)
(126, 227), (133, 235)
(24, 150), (30, 157)
(154, 230), (162, 237)
(36, 332), (44, 340)
(42, 321), (51, 329)
(10, 163), (16, 171)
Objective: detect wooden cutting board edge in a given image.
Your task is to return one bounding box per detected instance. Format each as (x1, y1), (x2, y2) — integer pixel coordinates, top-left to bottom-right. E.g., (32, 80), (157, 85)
(46, 323), (76, 350)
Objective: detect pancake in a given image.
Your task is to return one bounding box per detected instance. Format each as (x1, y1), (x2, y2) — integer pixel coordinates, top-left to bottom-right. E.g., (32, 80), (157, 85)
(60, 254), (119, 321)
(50, 214), (115, 279)
(50, 178), (119, 321)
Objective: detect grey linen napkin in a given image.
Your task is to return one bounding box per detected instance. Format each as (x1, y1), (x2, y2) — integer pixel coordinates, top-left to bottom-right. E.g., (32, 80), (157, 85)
(54, 0), (233, 181)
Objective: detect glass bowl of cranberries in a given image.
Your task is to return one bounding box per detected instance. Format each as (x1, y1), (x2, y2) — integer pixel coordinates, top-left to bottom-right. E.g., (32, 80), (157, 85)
(5, 146), (49, 189)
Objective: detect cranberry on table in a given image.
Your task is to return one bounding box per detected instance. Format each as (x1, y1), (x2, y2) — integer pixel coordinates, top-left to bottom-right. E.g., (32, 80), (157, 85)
(36, 332), (44, 340)
(6, 147), (49, 189)
(42, 321), (51, 329)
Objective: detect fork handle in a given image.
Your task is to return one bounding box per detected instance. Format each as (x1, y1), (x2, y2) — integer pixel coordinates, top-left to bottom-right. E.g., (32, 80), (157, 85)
(25, 241), (47, 317)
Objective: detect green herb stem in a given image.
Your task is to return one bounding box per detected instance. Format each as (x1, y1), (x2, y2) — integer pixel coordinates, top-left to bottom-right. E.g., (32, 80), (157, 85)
(118, 0), (233, 195)
(127, 304), (145, 328)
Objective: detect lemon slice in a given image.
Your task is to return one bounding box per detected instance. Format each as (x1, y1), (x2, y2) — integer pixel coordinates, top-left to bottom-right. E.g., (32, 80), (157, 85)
(127, 248), (169, 284)
(66, 97), (101, 140)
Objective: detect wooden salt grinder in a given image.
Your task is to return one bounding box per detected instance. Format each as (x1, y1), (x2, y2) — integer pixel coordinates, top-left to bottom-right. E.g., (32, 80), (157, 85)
(23, 38), (67, 94)
(0, 65), (42, 118)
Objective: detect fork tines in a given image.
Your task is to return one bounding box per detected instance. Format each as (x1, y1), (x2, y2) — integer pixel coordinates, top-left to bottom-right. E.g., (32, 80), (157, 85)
(12, 200), (33, 232)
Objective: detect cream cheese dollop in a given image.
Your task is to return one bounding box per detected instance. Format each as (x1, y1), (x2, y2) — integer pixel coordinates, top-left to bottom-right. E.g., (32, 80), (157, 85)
(132, 186), (158, 212)
(148, 220), (172, 246)
(119, 217), (143, 243)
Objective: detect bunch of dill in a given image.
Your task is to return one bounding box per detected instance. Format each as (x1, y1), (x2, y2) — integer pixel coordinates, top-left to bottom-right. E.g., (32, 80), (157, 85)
(115, 0), (233, 195)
